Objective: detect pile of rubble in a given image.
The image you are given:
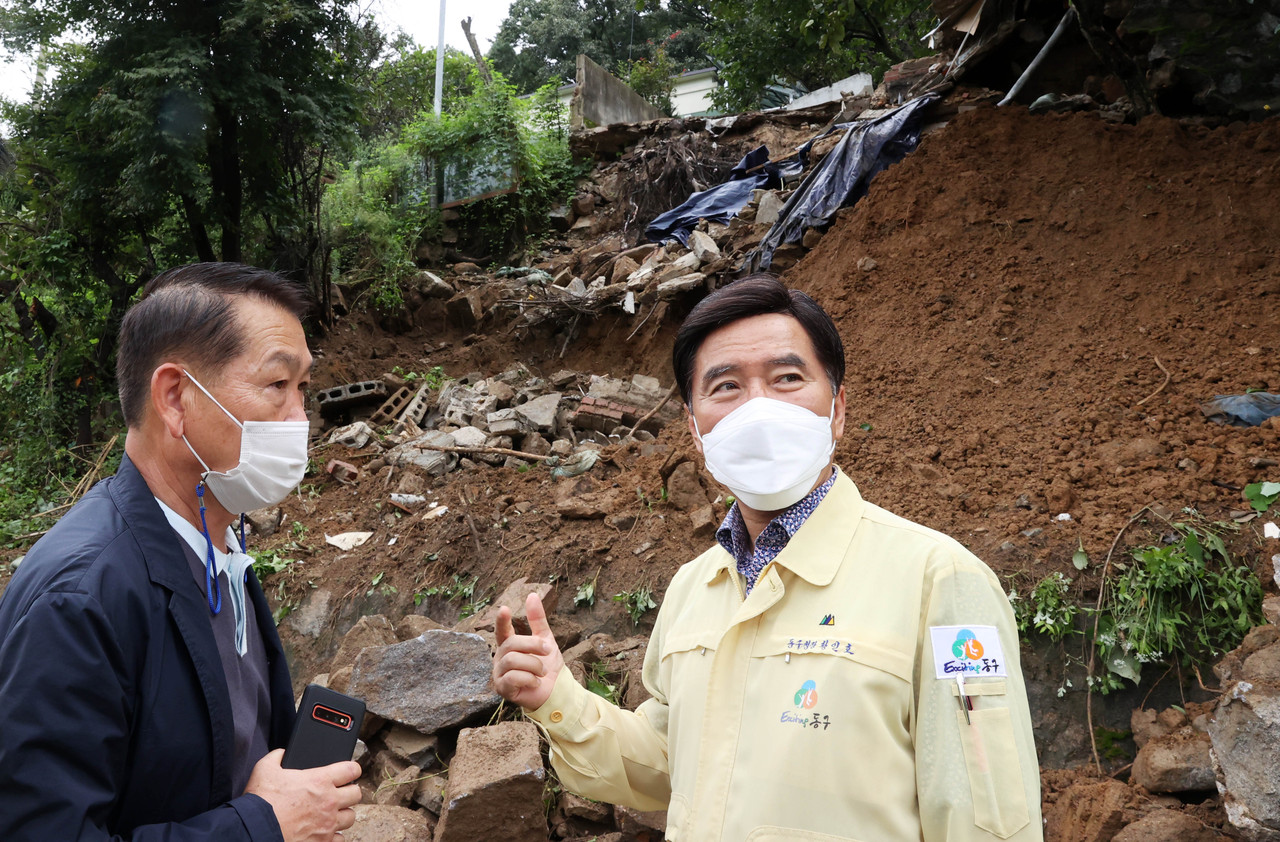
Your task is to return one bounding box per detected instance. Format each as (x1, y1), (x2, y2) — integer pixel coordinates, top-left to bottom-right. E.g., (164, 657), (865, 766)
(314, 366), (682, 483)
(304, 577), (662, 842)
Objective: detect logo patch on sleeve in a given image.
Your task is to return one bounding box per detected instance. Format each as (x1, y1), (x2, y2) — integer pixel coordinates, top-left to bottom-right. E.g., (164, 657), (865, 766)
(929, 625), (1007, 678)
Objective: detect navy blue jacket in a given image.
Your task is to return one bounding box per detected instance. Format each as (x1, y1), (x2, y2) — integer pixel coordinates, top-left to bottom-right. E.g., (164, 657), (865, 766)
(0, 454), (295, 841)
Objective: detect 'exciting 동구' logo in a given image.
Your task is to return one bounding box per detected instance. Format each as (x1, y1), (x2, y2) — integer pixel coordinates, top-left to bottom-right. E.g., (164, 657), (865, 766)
(951, 629), (984, 661)
(794, 680), (818, 709)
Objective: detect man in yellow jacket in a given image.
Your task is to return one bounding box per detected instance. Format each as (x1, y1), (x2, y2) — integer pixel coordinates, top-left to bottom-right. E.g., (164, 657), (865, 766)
(493, 273), (1043, 841)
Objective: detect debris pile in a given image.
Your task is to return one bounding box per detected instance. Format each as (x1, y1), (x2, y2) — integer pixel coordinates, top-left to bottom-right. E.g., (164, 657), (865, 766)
(315, 366), (681, 483)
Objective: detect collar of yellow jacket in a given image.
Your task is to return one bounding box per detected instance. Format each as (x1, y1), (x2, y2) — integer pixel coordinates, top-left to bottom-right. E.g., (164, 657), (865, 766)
(704, 468), (865, 589)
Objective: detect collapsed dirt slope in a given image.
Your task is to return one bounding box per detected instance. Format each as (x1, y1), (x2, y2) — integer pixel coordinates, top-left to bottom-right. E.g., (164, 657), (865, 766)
(791, 105), (1280, 581)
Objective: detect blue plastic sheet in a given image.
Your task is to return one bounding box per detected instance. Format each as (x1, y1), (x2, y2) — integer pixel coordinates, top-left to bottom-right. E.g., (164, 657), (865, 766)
(750, 94), (938, 271)
(1201, 393), (1280, 427)
(645, 145), (807, 247)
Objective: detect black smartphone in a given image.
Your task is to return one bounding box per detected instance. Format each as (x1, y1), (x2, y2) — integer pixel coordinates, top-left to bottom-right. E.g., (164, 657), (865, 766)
(281, 684), (366, 770)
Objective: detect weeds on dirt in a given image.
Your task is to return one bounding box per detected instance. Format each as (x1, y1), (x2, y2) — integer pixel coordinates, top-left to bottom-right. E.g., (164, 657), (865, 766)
(1090, 514), (1261, 693)
(414, 572), (490, 618)
(1015, 509), (1264, 697)
(574, 569), (600, 609)
(585, 661), (620, 705)
(613, 584), (657, 627)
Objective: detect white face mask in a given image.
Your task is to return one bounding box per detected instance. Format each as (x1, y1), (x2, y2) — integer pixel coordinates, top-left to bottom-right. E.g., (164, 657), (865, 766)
(181, 370), (310, 514)
(693, 396), (836, 512)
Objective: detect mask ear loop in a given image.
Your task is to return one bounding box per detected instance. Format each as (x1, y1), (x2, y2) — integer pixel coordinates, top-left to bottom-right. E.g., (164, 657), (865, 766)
(196, 482), (221, 615)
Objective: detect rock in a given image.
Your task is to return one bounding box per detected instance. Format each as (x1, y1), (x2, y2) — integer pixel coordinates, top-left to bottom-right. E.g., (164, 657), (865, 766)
(388, 431), (459, 477)
(519, 432), (552, 456)
(755, 191), (785, 226)
(654, 250), (701, 282)
(1132, 732), (1215, 793)
(561, 792), (612, 823)
(1210, 672), (1280, 840)
(286, 588), (335, 639)
(665, 461), (708, 512)
(413, 771), (448, 814)
(611, 256), (640, 284)
(373, 763), (421, 807)
(1131, 708), (1163, 748)
(688, 229), (721, 263)
(571, 192), (596, 217)
(1042, 779), (1131, 842)
(395, 614), (445, 640)
(1112, 809), (1228, 842)
(614, 804), (667, 839)
(461, 577), (556, 635)
(631, 373), (660, 393)
(383, 724), (441, 769)
(689, 504), (717, 540)
(244, 506), (282, 538)
(330, 615), (398, 674)
(345, 804), (435, 842)
(453, 261), (481, 275)
(801, 227), (824, 248)
(446, 291), (484, 330)
(395, 471), (427, 496)
(549, 205), (575, 232)
(489, 381), (516, 405)
(857, 256), (878, 272)
(555, 477), (622, 519)
(348, 630), (500, 736)
(434, 721), (548, 842)
(514, 393), (563, 434)
(657, 272), (706, 299)
(418, 271), (455, 299)
(450, 426), (488, 449)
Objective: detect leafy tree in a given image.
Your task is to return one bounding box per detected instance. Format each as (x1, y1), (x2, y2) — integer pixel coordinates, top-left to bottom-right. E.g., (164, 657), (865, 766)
(364, 44), (480, 140)
(488, 0), (712, 94)
(0, 0), (371, 529)
(705, 0), (934, 112)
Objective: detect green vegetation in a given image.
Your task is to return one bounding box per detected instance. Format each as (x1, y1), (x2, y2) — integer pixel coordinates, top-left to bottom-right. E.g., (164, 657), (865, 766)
(621, 46), (678, 115)
(613, 584), (658, 627)
(1014, 511), (1264, 696)
(584, 660), (621, 704)
(575, 570), (600, 609)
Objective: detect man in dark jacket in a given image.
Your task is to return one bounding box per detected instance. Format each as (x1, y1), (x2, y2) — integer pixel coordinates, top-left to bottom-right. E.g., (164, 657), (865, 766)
(0, 263), (361, 841)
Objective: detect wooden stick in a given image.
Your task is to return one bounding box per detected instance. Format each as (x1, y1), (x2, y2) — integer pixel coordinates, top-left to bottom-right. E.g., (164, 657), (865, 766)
(1134, 356), (1171, 407)
(410, 442), (555, 462)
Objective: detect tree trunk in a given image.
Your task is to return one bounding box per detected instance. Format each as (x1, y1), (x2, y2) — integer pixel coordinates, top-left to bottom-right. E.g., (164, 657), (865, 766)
(209, 100), (244, 263)
(180, 192), (217, 263)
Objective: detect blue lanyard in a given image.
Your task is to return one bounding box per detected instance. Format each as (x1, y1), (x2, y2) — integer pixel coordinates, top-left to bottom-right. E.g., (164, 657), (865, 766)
(195, 483), (247, 616)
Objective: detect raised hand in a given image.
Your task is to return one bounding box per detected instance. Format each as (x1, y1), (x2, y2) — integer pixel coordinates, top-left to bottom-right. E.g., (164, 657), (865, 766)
(492, 592), (565, 711)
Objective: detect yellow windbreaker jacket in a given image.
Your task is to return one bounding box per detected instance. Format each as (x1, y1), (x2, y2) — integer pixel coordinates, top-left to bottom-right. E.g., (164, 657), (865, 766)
(529, 471), (1043, 842)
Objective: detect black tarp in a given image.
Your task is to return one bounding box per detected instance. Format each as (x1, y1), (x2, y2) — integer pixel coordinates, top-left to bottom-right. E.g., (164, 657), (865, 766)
(749, 94), (938, 271)
(644, 145), (807, 247)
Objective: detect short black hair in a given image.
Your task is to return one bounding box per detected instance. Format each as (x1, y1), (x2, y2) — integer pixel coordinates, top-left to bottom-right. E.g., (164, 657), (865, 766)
(116, 262), (312, 427)
(672, 273), (845, 406)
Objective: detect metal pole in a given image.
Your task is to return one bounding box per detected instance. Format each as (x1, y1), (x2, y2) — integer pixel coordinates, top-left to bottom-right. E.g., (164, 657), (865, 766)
(433, 0), (446, 116)
(998, 7), (1076, 107)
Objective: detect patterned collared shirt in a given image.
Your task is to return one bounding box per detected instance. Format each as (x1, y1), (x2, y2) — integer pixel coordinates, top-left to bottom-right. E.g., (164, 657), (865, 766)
(715, 467), (840, 597)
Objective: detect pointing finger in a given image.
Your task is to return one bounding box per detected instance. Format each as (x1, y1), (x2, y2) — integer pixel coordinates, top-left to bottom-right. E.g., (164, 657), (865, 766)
(495, 605), (515, 645)
(526, 592), (554, 640)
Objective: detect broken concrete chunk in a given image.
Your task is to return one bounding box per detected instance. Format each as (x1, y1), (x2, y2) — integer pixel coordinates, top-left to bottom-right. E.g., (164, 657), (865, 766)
(348, 630), (500, 736)
(327, 421), (375, 449)
(513, 392), (563, 434)
(434, 721), (548, 842)
(417, 270), (454, 299)
(655, 250), (701, 282)
(387, 430), (458, 477)
(450, 426), (488, 449)
(755, 191), (785, 226)
(657, 272), (706, 299)
(688, 229), (721, 263)
(487, 407), (532, 437)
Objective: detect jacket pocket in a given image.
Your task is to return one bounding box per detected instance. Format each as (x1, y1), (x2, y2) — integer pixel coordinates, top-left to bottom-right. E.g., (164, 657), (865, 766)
(746, 827), (863, 842)
(956, 707), (1031, 838)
